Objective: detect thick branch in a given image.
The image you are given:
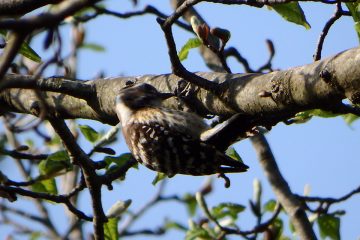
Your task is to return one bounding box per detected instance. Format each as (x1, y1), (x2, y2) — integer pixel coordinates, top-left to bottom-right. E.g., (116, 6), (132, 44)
(1, 47), (360, 125)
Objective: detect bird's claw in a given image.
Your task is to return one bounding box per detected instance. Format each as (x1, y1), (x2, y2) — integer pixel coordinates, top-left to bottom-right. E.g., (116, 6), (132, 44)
(217, 173), (231, 188)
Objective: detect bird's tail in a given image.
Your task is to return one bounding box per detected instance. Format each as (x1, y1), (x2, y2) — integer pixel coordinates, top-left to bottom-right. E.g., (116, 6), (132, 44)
(217, 153), (249, 173)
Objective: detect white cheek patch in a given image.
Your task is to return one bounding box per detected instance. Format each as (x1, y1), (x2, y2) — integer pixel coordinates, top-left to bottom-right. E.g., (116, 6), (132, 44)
(115, 101), (134, 127)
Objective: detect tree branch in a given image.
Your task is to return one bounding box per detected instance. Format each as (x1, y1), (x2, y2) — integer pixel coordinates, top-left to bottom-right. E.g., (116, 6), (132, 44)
(0, 0), (62, 16)
(1, 47), (360, 124)
(313, 3), (343, 61)
(296, 185), (360, 214)
(251, 134), (316, 239)
(0, 32), (25, 80)
(0, 0), (101, 31)
(0, 185), (92, 221)
(47, 117), (106, 239)
(0, 74), (95, 100)
(166, 4), (315, 238)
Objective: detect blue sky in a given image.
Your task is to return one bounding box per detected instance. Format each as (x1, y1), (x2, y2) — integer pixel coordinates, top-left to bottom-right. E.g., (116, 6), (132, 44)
(1, 1), (360, 239)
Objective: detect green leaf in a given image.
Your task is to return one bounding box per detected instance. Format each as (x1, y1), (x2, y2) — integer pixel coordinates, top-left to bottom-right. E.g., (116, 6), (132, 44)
(47, 135), (61, 146)
(104, 153), (133, 169)
(263, 199), (277, 212)
(32, 181), (47, 193)
(19, 42), (41, 62)
(32, 178), (58, 194)
(47, 150), (70, 161)
(354, 21), (360, 43)
(80, 43), (106, 52)
(271, 2), (311, 29)
(293, 109), (340, 124)
(24, 139), (34, 148)
(346, 3), (360, 22)
(292, 111), (312, 123)
(272, 218), (284, 239)
(104, 217), (119, 240)
(152, 172), (167, 186)
(289, 220), (296, 233)
(41, 178), (58, 194)
(0, 29), (41, 62)
(317, 214), (340, 240)
(178, 37), (202, 61)
(345, 3), (360, 43)
(225, 147), (243, 163)
(79, 124), (100, 143)
(211, 202), (245, 220)
(30, 231), (42, 240)
(38, 150), (71, 177)
(279, 236), (291, 240)
(183, 193), (197, 216)
(343, 113), (359, 126)
(104, 153), (136, 181)
(165, 220), (187, 231)
(309, 109), (339, 118)
(185, 226), (212, 240)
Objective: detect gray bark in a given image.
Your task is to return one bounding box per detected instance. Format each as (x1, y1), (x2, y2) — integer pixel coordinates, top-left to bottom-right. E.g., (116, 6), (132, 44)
(1, 47), (359, 125)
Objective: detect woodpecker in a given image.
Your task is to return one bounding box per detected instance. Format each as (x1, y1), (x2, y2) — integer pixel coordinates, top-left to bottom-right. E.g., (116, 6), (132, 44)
(115, 83), (248, 177)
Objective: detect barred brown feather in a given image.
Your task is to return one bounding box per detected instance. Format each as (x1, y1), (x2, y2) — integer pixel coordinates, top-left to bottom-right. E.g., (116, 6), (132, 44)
(115, 83), (248, 176)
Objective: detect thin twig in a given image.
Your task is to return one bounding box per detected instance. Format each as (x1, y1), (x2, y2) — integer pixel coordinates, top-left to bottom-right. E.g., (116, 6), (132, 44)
(158, 16), (221, 94)
(0, 32), (25, 81)
(0, 185), (92, 221)
(1, 148), (48, 160)
(313, 3), (343, 61)
(300, 185), (360, 203)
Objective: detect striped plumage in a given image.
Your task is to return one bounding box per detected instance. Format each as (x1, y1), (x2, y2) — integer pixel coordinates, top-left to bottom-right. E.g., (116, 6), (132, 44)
(115, 83), (248, 176)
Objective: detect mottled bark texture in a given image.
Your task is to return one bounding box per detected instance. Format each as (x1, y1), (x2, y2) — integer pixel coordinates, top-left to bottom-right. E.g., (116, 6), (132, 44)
(1, 47), (360, 125)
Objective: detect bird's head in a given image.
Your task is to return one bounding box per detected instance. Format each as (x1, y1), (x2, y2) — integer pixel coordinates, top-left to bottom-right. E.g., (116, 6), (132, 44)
(117, 83), (173, 110)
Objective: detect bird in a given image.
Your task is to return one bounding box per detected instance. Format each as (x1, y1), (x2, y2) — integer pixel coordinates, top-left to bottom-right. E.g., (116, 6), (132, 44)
(115, 83), (249, 177)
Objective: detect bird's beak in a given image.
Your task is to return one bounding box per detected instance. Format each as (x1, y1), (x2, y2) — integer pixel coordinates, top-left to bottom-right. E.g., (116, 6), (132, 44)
(158, 92), (174, 100)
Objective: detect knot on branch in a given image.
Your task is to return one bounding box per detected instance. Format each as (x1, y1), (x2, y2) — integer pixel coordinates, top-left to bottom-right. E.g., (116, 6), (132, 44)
(270, 73), (294, 106)
(319, 67), (344, 95)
